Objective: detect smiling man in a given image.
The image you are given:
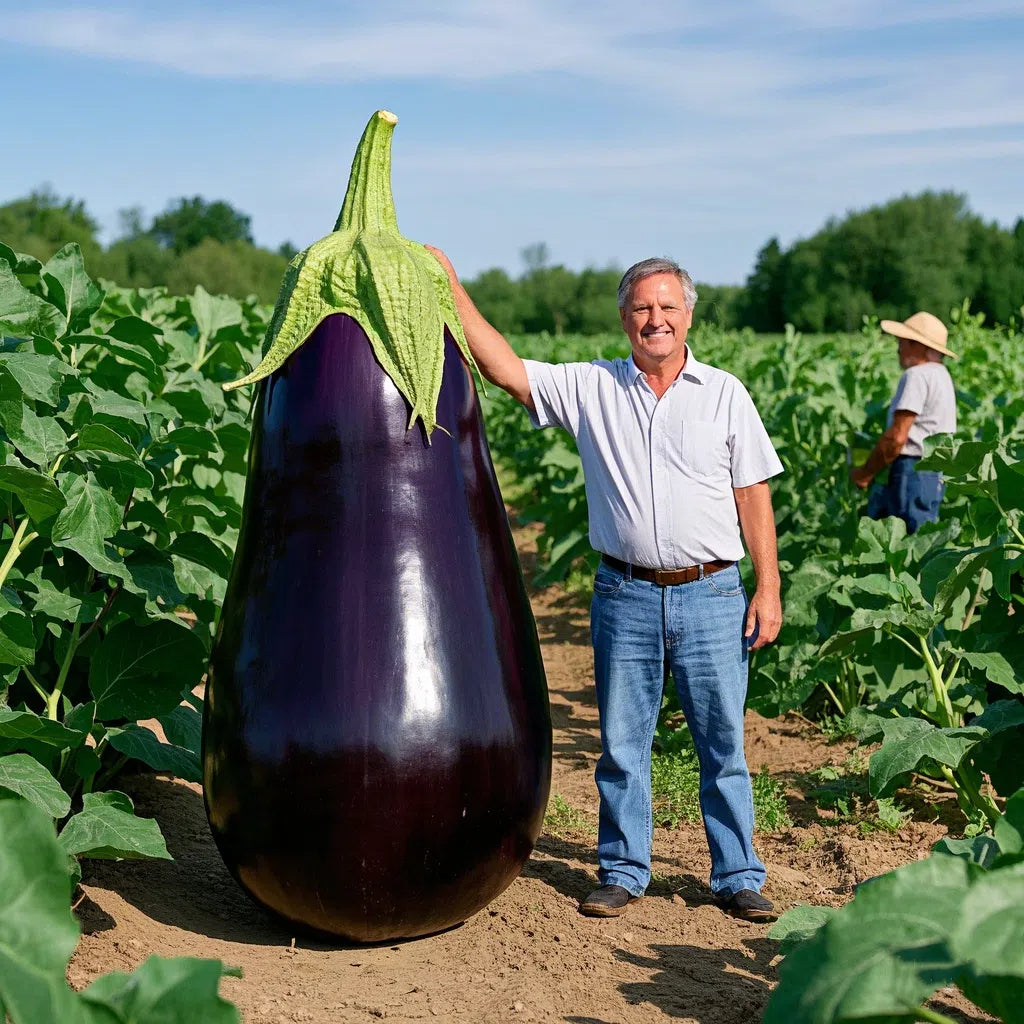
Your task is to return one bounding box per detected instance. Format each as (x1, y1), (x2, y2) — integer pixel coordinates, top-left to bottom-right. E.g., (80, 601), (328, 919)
(426, 250), (783, 923)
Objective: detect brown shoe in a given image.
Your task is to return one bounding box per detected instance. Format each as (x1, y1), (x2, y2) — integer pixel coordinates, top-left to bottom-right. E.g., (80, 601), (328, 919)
(579, 884), (640, 918)
(714, 888), (776, 922)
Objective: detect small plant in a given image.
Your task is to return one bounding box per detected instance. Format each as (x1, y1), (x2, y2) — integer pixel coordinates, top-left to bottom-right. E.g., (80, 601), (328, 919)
(808, 755), (911, 834)
(651, 749), (702, 828)
(753, 766), (793, 832)
(543, 794), (594, 836)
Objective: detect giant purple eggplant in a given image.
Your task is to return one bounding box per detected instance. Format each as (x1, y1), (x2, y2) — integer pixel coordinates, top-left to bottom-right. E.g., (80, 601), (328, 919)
(202, 112), (551, 942)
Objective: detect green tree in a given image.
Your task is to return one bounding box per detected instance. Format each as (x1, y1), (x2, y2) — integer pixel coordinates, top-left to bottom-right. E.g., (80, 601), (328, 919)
(149, 196), (253, 253)
(0, 188), (102, 264)
(741, 238), (786, 331)
(163, 238), (288, 303)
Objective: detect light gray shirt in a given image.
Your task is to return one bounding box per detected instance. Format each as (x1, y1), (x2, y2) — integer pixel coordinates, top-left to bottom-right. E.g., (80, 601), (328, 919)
(523, 348), (783, 568)
(887, 362), (957, 457)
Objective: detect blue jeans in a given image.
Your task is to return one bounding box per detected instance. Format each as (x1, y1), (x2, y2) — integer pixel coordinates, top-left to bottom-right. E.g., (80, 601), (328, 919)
(590, 560), (766, 898)
(867, 455), (944, 535)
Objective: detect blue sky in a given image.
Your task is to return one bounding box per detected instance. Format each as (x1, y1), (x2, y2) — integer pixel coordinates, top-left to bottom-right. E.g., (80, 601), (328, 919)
(1, 0), (1021, 284)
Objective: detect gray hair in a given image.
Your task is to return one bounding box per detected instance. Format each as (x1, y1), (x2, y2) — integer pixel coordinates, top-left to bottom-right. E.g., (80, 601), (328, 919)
(617, 258), (697, 312)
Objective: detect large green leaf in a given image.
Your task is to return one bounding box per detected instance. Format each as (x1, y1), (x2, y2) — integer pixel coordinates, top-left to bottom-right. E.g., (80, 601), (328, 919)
(0, 710), (83, 748)
(41, 243), (103, 335)
(89, 619), (206, 722)
(0, 797), (82, 1023)
(767, 904), (837, 954)
(0, 401), (68, 467)
(0, 262), (64, 340)
(0, 352), (77, 406)
(58, 790), (171, 861)
(763, 854), (972, 1024)
(868, 718), (986, 796)
(0, 754), (71, 818)
(81, 955), (241, 1024)
(106, 724), (202, 783)
(190, 286), (243, 340)
(0, 605), (37, 666)
(0, 464), (65, 521)
(51, 473), (124, 572)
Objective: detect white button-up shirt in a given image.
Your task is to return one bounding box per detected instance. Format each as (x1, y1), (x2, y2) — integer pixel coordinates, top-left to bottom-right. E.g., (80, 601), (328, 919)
(523, 347), (783, 568)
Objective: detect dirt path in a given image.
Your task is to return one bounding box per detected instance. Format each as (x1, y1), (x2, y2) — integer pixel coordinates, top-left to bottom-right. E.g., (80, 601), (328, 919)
(69, 538), (991, 1023)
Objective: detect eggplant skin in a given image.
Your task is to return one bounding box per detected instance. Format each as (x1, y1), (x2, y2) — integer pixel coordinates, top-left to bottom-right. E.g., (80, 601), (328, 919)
(203, 313), (552, 942)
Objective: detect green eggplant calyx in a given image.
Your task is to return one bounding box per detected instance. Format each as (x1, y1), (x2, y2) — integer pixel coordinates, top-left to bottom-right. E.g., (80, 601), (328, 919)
(223, 109), (477, 437)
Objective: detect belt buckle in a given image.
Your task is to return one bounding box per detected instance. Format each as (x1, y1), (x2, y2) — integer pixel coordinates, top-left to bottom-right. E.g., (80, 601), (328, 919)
(654, 568), (674, 586)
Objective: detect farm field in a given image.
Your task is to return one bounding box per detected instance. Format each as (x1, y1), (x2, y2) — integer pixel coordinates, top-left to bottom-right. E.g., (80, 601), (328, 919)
(66, 534), (994, 1024)
(0, 241), (1021, 1022)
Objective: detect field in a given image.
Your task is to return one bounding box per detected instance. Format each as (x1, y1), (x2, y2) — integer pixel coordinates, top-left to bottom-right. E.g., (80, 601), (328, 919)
(0, 242), (1022, 1023)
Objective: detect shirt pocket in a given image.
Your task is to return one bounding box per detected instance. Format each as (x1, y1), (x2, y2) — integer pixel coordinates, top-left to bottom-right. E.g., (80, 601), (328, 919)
(680, 420), (730, 477)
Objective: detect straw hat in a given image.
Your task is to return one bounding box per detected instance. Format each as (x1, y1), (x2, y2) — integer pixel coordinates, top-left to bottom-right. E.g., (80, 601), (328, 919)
(879, 311), (957, 359)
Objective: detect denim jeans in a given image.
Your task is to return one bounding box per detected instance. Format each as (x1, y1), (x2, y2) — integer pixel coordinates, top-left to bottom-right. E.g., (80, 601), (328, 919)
(590, 560), (766, 898)
(866, 455), (945, 535)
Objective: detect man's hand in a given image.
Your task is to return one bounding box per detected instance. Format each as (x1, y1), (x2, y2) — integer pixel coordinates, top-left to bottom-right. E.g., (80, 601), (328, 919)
(424, 244), (457, 283)
(745, 587), (782, 650)
(849, 464), (873, 490)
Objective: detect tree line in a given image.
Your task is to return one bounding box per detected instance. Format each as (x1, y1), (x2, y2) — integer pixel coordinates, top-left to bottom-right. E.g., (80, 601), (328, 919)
(1, 188), (1020, 333)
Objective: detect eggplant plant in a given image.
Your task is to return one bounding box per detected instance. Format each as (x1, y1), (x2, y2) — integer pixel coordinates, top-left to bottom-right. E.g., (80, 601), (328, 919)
(204, 112), (552, 942)
(0, 240), (263, 863)
(765, 787), (1024, 1024)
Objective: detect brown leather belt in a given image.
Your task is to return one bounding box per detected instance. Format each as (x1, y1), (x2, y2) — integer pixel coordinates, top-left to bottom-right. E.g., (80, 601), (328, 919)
(601, 554), (734, 587)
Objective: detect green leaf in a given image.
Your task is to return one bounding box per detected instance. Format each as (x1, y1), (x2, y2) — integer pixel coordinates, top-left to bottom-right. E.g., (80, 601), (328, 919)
(768, 904), (836, 953)
(58, 790), (171, 861)
(171, 532), (233, 576)
(934, 545), (1000, 618)
(0, 262), (64, 340)
(0, 754), (71, 817)
(0, 352), (77, 406)
(190, 286), (243, 340)
(41, 243), (103, 335)
(948, 861), (1024, 992)
(158, 702), (202, 756)
(82, 379), (149, 425)
(106, 723), (202, 783)
(0, 797), (81, 1024)
(995, 790), (1024, 858)
(118, 548), (188, 609)
(763, 853), (971, 1024)
(75, 422), (140, 461)
(868, 718), (986, 796)
(82, 955), (241, 1023)
(971, 699), (1024, 737)
(933, 834), (1000, 868)
(106, 315), (168, 364)
(0, 464), (66, 521)
(51, 473), (124, 572)
(0, 401), (69, 467)
(157, 425), (221, 457)
(90, 619), (206, 722)
(0, 605), (37, 666)
(959, 651), (1020, 693)
(0, 710), (83, 748)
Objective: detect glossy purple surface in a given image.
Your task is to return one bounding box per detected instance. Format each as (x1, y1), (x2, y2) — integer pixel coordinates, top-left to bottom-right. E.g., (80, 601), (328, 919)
(203, 314), (551, 942)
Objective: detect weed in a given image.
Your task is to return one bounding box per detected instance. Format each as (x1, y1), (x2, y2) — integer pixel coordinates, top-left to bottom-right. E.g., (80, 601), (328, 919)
(808, 754), (910, 833)
(752, 767), (793, 832)
(543, 795), (595, 835)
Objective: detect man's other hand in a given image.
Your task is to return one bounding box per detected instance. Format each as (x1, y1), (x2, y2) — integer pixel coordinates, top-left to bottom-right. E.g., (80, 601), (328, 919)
(745, 588), (782, 650)
(849, 465), (873, 490)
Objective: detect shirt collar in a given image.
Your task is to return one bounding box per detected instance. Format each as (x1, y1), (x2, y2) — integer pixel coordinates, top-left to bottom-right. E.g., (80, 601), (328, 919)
(625, 345), (706, 386)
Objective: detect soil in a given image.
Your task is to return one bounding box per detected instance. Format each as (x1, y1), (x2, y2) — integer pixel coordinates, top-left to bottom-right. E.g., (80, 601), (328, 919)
(69, 532), (994, 1024)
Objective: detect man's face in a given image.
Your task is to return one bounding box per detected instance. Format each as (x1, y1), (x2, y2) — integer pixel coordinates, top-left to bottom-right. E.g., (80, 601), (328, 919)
(898, 337), (928, 368)
(619, 273), (693, 366)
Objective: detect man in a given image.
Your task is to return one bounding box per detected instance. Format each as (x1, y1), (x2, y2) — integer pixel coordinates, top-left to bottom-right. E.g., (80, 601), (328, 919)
(426, 249), (783, 923)
(851, 311), (957, 534)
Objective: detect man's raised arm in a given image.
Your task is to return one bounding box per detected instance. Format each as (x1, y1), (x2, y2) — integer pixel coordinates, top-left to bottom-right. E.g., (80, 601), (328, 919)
(425, 245), (534, 412)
